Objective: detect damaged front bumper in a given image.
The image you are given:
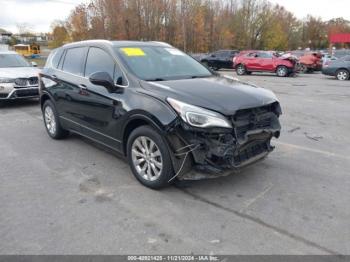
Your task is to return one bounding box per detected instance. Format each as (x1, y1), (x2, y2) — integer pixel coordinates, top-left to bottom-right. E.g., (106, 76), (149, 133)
(166, 102), (281, 180)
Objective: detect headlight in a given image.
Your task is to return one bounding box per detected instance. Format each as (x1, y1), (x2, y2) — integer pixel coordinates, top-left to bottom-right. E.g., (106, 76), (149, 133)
(0, 78), (15, 83)
(167, 97), (232, 128)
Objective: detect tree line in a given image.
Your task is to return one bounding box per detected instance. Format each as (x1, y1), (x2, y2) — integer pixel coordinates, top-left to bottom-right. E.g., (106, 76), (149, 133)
(50, 0), (350, 52)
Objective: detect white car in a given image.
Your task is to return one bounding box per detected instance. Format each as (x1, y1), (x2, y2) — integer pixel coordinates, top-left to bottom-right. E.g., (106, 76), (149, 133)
(0, 51), (40, 101)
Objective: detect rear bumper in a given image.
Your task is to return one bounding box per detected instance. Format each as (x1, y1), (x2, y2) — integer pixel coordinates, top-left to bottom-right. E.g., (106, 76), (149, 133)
(0, 87), (39, 100)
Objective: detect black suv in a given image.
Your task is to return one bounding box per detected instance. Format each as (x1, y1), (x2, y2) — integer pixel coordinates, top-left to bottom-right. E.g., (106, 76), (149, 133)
(200, 50), (239, 70)
(39, 40), (281, 189)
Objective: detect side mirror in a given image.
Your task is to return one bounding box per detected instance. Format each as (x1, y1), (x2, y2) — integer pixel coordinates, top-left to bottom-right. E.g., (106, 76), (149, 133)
(31, 61), (38, 67)
(89, 71), (115, 92)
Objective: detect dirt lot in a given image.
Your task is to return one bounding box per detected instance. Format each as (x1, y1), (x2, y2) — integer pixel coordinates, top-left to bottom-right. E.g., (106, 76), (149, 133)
(0, 72), (349, 255)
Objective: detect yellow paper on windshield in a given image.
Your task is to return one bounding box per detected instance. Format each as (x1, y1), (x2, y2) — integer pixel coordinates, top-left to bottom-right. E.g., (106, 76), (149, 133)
(121, 48), (145, 56)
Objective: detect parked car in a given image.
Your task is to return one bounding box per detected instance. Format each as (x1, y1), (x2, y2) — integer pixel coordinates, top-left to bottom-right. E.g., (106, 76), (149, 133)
(233, 50), (297, 77)
(39, 40), (281, 189)
(333, 49), (350, 59)
(0, 51), (40, 101)
(298, 52), (323, 73)
(322, 55), (350, 81)
(322, 53), (337, 66)
(200, 50), (239, 70)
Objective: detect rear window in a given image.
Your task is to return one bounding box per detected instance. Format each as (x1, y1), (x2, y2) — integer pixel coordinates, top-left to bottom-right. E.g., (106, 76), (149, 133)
(62, 47), (87, 76)
(52, 49), (64, 68)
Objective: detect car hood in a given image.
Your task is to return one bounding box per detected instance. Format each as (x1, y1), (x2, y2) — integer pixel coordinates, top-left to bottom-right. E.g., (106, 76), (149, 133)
(0, 67), (40, 78)
(140, 76), (278, 116)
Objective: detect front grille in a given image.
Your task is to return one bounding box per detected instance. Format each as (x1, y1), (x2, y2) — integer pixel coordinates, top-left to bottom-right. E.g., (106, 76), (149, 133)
(14, 89), (39, 97)
(233, 141), (269, 165)
(232, 103), (278, 141)
(14, 77), (38, 88)
(28, 77), (38, 85)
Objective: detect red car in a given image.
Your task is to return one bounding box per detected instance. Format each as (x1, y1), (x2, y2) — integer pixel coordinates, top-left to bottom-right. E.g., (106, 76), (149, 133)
(233, 51), (297, 77)
(298, 52), (323, 73)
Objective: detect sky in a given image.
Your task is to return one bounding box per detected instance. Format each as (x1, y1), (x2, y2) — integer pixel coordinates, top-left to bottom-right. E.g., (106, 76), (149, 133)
(1, 0), (350, 34)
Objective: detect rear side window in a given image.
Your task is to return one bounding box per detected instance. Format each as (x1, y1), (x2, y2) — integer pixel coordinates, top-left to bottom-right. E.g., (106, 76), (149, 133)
(62, 47), (87, 76)
(85, 47), (115, 78)
(51, 48), (64, 68)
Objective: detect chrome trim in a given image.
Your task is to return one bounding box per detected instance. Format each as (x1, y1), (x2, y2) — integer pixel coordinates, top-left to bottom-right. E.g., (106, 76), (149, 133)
(59, 116), (122, 143)
(69, 129), (120, 153)
(0, 87), (39, 100)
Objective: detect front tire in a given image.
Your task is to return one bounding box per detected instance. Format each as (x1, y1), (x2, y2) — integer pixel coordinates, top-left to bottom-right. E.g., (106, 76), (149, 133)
(236, 64), (246, 75)
(42, 100), (69, 139)
(276, 66), (288, 77)
(336, 69), (349, 81)
(127, 126), (175, 189)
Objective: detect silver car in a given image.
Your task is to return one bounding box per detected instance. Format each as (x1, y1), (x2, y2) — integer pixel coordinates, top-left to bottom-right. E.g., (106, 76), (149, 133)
(0, 51), (40, 101)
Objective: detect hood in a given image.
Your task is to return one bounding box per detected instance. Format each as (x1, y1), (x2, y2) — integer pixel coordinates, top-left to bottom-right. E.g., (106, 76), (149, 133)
(279, 53), (299, 62)
(0, 67), (41, 78)
(140, 76), (278, 116)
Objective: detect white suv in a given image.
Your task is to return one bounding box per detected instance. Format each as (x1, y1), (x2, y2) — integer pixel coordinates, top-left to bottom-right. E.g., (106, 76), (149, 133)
(0, 51), (40, 101)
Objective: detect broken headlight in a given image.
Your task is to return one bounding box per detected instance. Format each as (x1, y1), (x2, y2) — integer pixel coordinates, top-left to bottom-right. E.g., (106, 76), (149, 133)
(167, 97), (232, 128)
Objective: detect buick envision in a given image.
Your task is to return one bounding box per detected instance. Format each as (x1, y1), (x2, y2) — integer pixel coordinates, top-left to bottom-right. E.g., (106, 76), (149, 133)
(39, 40), (281, 189)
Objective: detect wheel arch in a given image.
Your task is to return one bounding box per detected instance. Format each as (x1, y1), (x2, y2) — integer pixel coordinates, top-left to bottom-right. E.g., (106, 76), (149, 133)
(336, 68), (349, 73)
(122, 113), (173, 156)
(40, 92), (54, 109)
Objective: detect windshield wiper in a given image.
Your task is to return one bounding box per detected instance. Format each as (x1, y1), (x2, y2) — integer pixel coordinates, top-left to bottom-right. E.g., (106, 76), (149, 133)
(145, 78), (165, 82)
(190, 75), (210, 79)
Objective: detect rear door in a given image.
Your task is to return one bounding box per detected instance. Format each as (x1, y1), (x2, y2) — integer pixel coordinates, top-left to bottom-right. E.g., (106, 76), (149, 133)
(53, 46), (88, 132)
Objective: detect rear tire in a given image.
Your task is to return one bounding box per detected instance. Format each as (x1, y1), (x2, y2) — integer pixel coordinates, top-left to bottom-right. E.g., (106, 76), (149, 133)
(236, 64), (246, 75)
(42, 100), (69, 139)
(336, 69), (349, 81)
(127, 125), (175, 189)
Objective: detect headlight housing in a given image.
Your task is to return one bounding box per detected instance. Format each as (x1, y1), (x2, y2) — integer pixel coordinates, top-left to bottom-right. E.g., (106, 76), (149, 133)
(167, 98), (232, 128)
(0, 78), (15, 83)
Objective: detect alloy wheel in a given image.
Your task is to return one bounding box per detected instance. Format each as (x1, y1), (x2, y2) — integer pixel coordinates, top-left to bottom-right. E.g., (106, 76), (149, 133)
(131, 136), (163, 181)
(44, 106), (56, 135)
(237, 65), (245, 75)
(277, 67), (287, 77)
(337, 70), (349, 81)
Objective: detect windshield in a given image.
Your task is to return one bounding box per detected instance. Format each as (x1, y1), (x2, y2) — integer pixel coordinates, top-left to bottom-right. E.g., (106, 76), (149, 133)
(0, 54), (30, 68)
(115, 46), (213, 81)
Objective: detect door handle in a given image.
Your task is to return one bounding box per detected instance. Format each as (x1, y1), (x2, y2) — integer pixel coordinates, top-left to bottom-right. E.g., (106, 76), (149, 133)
(78, 84), (89, 96)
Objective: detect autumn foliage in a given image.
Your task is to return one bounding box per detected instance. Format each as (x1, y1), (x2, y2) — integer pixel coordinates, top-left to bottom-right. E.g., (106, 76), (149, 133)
(50, 0), (350, 52)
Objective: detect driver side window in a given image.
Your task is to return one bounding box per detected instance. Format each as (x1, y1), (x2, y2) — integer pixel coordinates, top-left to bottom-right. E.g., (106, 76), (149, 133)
(85, 47), (115, 78)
